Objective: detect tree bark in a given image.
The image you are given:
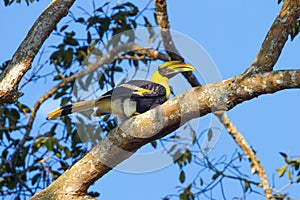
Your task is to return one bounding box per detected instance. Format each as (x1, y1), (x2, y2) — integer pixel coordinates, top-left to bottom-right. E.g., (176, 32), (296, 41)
(0, 0), (75, 104)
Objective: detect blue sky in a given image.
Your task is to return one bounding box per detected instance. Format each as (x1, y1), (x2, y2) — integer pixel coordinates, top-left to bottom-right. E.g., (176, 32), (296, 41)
(1, 0), (300, 199)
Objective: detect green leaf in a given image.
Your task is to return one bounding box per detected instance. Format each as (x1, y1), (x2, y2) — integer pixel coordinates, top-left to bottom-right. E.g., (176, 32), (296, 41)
(87, 31), (91, 44)
(60, 25), (68, 32)
(207, 128), (213, 141)
(31, 173), (41, 185)
(168, 144), (177, 154)
(114, 66), (123, 72)
(244, 181), (250, 192)
(76, 17), (85, 23)
(279, 152), (288, 158)
(64, 147), (71, 159)
(185, 150), (192, 163)
(287, 169), (292, 181)
(85, 72), (94, 89)
(16, 102), (31, 114)
(179, 193), (186, 200)
(32, 138), (46, 153)
(55, 149), (62, 158)
(212, 171), (222, 180)
(238, 152), (243, 162)
(98, 75), (106, 89)
(150, 140), (157, 148)
(279, 152), (290, 164)
(6, 176), (17, 189)
(112, 5), (125, 10)
(277, 165), (288, 177)
(45, 137), (58, 152)
(4, 0), (9, 6)
(296, 175), (300, 183)
(53, 90), (66, 100)
(173, 150), (182, 163)
(199, 177), (203, 186)
(64, 48), (74, 68)
(64, 37), (79, 46)
(61, 97), (71, 106)
(179, 170), (185, 183)
(59, 161), (70, 170)
(45, 138), (53, 151)
(290, 20), (300, 41)
(273, 194), (287, 200)
(87, 191), (100, 198)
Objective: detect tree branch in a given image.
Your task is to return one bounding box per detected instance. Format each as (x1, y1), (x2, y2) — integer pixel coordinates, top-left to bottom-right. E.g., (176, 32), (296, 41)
(214, 111), (272, 199)
(133, 48), (171, 61)
(30, 69), (300, 199)
(0, 0), (75, 104)
(244, 0), (300, 75)
(154, 0), (201, 87)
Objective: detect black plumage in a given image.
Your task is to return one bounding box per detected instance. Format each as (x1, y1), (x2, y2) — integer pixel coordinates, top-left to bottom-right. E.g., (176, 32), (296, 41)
(97, 80), (167, 117)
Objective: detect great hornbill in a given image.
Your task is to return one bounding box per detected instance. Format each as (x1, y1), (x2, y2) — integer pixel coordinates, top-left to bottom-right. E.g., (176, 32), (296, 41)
(47, 61), (195, 120)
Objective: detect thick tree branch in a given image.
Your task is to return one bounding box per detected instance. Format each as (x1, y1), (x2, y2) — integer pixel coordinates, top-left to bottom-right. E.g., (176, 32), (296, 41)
(0, 0), (75, 104)
(244, 0), (300, 75)
(30, 69), (300, 199)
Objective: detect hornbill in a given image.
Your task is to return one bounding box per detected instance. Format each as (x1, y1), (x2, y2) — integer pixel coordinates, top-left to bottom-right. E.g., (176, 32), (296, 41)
(47, 61), (195, 120)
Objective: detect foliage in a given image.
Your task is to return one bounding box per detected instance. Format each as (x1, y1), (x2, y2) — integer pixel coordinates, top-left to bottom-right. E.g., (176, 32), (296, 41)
(290, 19), (300, 41)
(0, 1), (300, 200)
(3, 0), (39, 6)
(273, 153), (300, 199)
(0, 1), (155, 199)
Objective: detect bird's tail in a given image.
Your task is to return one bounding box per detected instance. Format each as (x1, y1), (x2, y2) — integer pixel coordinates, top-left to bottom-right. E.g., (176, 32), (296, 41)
(47, 100), (96, 120)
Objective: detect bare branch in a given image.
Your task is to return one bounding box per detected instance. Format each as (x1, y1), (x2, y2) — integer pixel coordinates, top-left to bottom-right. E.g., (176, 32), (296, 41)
(154, 0), (201, 87)
(0, 0), (76, 104)
(133, 48), (171, 61)
(214, 111), (272, 199)
(244, 0), (300, 75)
(31, 69), (300, 199)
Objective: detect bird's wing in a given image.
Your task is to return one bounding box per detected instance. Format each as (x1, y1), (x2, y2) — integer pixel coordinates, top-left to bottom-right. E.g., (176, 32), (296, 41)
(93, 80), (167, 117)
(114, 80), (167, 98)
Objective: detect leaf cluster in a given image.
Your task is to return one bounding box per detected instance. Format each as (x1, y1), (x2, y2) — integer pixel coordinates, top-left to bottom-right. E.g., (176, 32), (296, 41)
(4, 0), (38, 6)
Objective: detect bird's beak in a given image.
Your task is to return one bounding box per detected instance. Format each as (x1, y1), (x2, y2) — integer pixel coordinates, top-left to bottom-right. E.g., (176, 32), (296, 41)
(166, 61), (195, 73)
(158, 61), (195, 78)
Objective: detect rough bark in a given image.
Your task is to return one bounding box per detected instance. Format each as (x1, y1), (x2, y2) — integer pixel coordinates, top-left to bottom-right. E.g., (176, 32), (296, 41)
(0, 0), (75, 104)
(244, 0), (300, 75)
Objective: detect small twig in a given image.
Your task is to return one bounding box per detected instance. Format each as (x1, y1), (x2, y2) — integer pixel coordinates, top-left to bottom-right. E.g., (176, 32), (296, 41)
(119, 48), (171, 62)
(134, 0), (153, 20)
(0, 125), (27, 131)
(134, 48), (171, 61)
